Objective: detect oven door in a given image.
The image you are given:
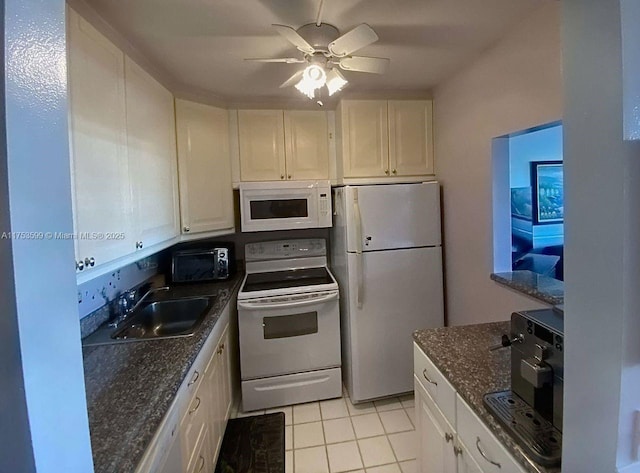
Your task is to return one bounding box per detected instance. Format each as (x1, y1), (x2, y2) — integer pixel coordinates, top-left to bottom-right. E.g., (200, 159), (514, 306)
(237, 290), (341, 379)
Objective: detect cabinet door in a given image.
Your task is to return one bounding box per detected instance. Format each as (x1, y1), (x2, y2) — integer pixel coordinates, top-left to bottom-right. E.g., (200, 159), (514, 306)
(415, 379), (457, 473)
(388, 100), (434, 176)
(176, 100), (234, 234)
(67, 8), (133, 268)
(125, 57), (179, 248)
(204, 344), (222, 468)
(341, 100), (389, 178)
(457, 442), (483, 473)
(284, 111), (329, 180)
(238, 110), (286, 181)
(212, 329), (232, 463)
(221, 329), (232, 421)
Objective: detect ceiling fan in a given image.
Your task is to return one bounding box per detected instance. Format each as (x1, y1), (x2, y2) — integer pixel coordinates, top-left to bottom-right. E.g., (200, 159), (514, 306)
(245, 0), (390, 100)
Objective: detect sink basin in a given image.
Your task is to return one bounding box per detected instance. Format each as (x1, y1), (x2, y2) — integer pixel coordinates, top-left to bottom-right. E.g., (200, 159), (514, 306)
(111, 297), (213, 340)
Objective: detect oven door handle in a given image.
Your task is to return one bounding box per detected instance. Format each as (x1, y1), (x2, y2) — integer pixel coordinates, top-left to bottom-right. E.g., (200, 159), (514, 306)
(238, 292), (338, 310)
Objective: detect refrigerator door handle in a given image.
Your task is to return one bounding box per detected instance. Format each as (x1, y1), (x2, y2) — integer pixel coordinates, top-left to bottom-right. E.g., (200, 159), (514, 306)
(353, 189), (364, 308)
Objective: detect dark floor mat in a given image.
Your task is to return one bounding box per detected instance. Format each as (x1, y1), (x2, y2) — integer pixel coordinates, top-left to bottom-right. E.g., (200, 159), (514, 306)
(215, 412), (285, 473)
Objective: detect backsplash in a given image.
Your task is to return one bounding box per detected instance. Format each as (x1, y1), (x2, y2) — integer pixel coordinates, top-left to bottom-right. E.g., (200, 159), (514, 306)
(77, 255), (159, 319)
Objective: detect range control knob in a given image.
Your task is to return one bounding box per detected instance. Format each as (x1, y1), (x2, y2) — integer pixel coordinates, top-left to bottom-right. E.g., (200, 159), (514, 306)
(489, 333), (524, 351)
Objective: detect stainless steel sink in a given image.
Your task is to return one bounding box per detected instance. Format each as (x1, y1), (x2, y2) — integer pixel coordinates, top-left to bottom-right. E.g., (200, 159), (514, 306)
(111, 297), (213, 340)
(82, 288), (217, 346)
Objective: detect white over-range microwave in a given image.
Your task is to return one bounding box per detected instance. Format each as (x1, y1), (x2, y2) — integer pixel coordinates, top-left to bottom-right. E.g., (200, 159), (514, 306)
(239, 180), (332, 232)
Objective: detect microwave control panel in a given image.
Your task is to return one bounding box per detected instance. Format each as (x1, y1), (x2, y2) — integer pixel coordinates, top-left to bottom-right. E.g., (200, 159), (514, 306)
(319, 192), (329, 215)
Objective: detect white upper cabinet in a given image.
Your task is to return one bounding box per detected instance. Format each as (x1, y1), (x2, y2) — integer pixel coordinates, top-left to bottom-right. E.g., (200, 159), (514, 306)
(238, 110), (286, 181)
(340, 100), (389, 178)
(68, 7), (181, 275)
(67, 7), (132, 270)
(125, 56), (179, 249)
(238, 110), (329, 181)
(284, 110), (329, 180)
(176, 100), (234, 235)
(388, 100), (434, 176)
(338, 99), (435, 181)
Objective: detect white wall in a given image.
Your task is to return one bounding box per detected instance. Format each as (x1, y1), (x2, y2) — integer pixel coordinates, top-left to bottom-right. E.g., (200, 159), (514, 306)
(0, 1), (94, 471)
(563, 0), (640, 470)
(433, 2), (562, 326)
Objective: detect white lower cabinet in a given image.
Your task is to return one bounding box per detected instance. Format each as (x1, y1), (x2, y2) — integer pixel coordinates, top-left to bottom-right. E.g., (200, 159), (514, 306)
(414, 343), (526, 473)
(136, 319), (233, 473)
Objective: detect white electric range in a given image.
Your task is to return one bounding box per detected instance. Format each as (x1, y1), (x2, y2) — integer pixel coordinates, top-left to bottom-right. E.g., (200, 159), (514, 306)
(237, 239), (342, 411)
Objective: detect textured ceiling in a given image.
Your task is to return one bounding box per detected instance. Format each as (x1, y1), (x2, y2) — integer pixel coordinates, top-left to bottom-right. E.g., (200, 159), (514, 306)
(83, 0), (548, 106)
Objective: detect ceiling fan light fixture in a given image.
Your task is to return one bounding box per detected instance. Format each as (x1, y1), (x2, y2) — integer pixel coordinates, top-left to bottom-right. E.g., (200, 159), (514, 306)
(295, 79), (316, 99)
(295, 64), (327, 99)
(302, 64), (327, 87)
(326, 69), (348, 96)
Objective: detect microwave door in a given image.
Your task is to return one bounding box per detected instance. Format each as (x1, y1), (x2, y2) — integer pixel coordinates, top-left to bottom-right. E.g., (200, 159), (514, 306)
(173, 252), (216, 282)
(241, 191), (318, 232)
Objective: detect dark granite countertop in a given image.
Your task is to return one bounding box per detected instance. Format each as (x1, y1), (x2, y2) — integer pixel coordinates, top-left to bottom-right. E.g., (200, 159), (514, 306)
(491, 270), (564, 305)
(413, 322), (560, 473)
(82, 274), (243, 473)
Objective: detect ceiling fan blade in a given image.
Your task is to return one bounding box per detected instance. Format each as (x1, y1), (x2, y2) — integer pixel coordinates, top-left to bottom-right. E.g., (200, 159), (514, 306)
(339, 56), (390, 74)
(280, 70), (304, 88)
(328, 24), (379, 57)
(245, 57), (305, 64)
(273, 24), (315, 54)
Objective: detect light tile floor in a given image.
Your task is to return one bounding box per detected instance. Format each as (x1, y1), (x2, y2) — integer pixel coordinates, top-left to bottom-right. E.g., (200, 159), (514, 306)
(231, 389), (417, 473)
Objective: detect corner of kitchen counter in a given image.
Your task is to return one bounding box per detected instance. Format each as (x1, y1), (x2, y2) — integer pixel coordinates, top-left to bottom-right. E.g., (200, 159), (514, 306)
(490, 270), (564, 306)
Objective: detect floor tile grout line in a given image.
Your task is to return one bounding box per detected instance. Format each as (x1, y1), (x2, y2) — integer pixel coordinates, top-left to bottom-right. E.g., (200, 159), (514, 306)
(346, 400), (367, 472)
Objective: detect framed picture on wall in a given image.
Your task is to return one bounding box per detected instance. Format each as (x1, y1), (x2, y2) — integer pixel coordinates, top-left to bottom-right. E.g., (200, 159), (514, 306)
(510, 187), (533, 220)
(531, 161), (563, 224)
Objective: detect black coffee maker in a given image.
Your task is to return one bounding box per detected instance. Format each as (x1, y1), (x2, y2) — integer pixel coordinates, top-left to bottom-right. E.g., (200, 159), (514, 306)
(484, 308), (563, 467)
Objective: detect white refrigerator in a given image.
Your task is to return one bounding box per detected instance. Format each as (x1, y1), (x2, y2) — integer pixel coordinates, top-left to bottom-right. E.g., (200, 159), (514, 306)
(331, 182), (444, 402)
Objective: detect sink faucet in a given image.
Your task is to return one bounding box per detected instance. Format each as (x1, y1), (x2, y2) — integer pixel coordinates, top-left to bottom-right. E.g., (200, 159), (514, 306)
(108, 286), (170, 328)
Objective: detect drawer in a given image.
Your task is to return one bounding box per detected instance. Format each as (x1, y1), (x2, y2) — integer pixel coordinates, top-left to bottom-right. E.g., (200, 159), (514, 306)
(187, 424), (211, 473)
(241, 367), (342, 411)
(178, 334), (217, 419)
(413, 343), (456, 427)
(181, 379), (209, 470)
(456, 394), (527, 473)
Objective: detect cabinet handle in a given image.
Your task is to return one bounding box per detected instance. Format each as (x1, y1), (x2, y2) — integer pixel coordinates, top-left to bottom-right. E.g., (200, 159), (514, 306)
(217, 343), (225, 355)
(445, 432), (454, 443)
(385, 169), (390, 175)
(280, 174), (285, 180)
(422, 369), (438, 386)
(392, 169), (397, 174)
(84, 257), (95, 267)
(476, 437), (501, 468)
(189, 396), (201, 415)
(183, 226), (190, 232)
(76, 260), (84, 271)
(188, 370), (200, 386)
(453, 445), (463, 457)
(287, 174), (292, 179)
(197, 455), (205, 472)
(135, 241), (144, 249)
